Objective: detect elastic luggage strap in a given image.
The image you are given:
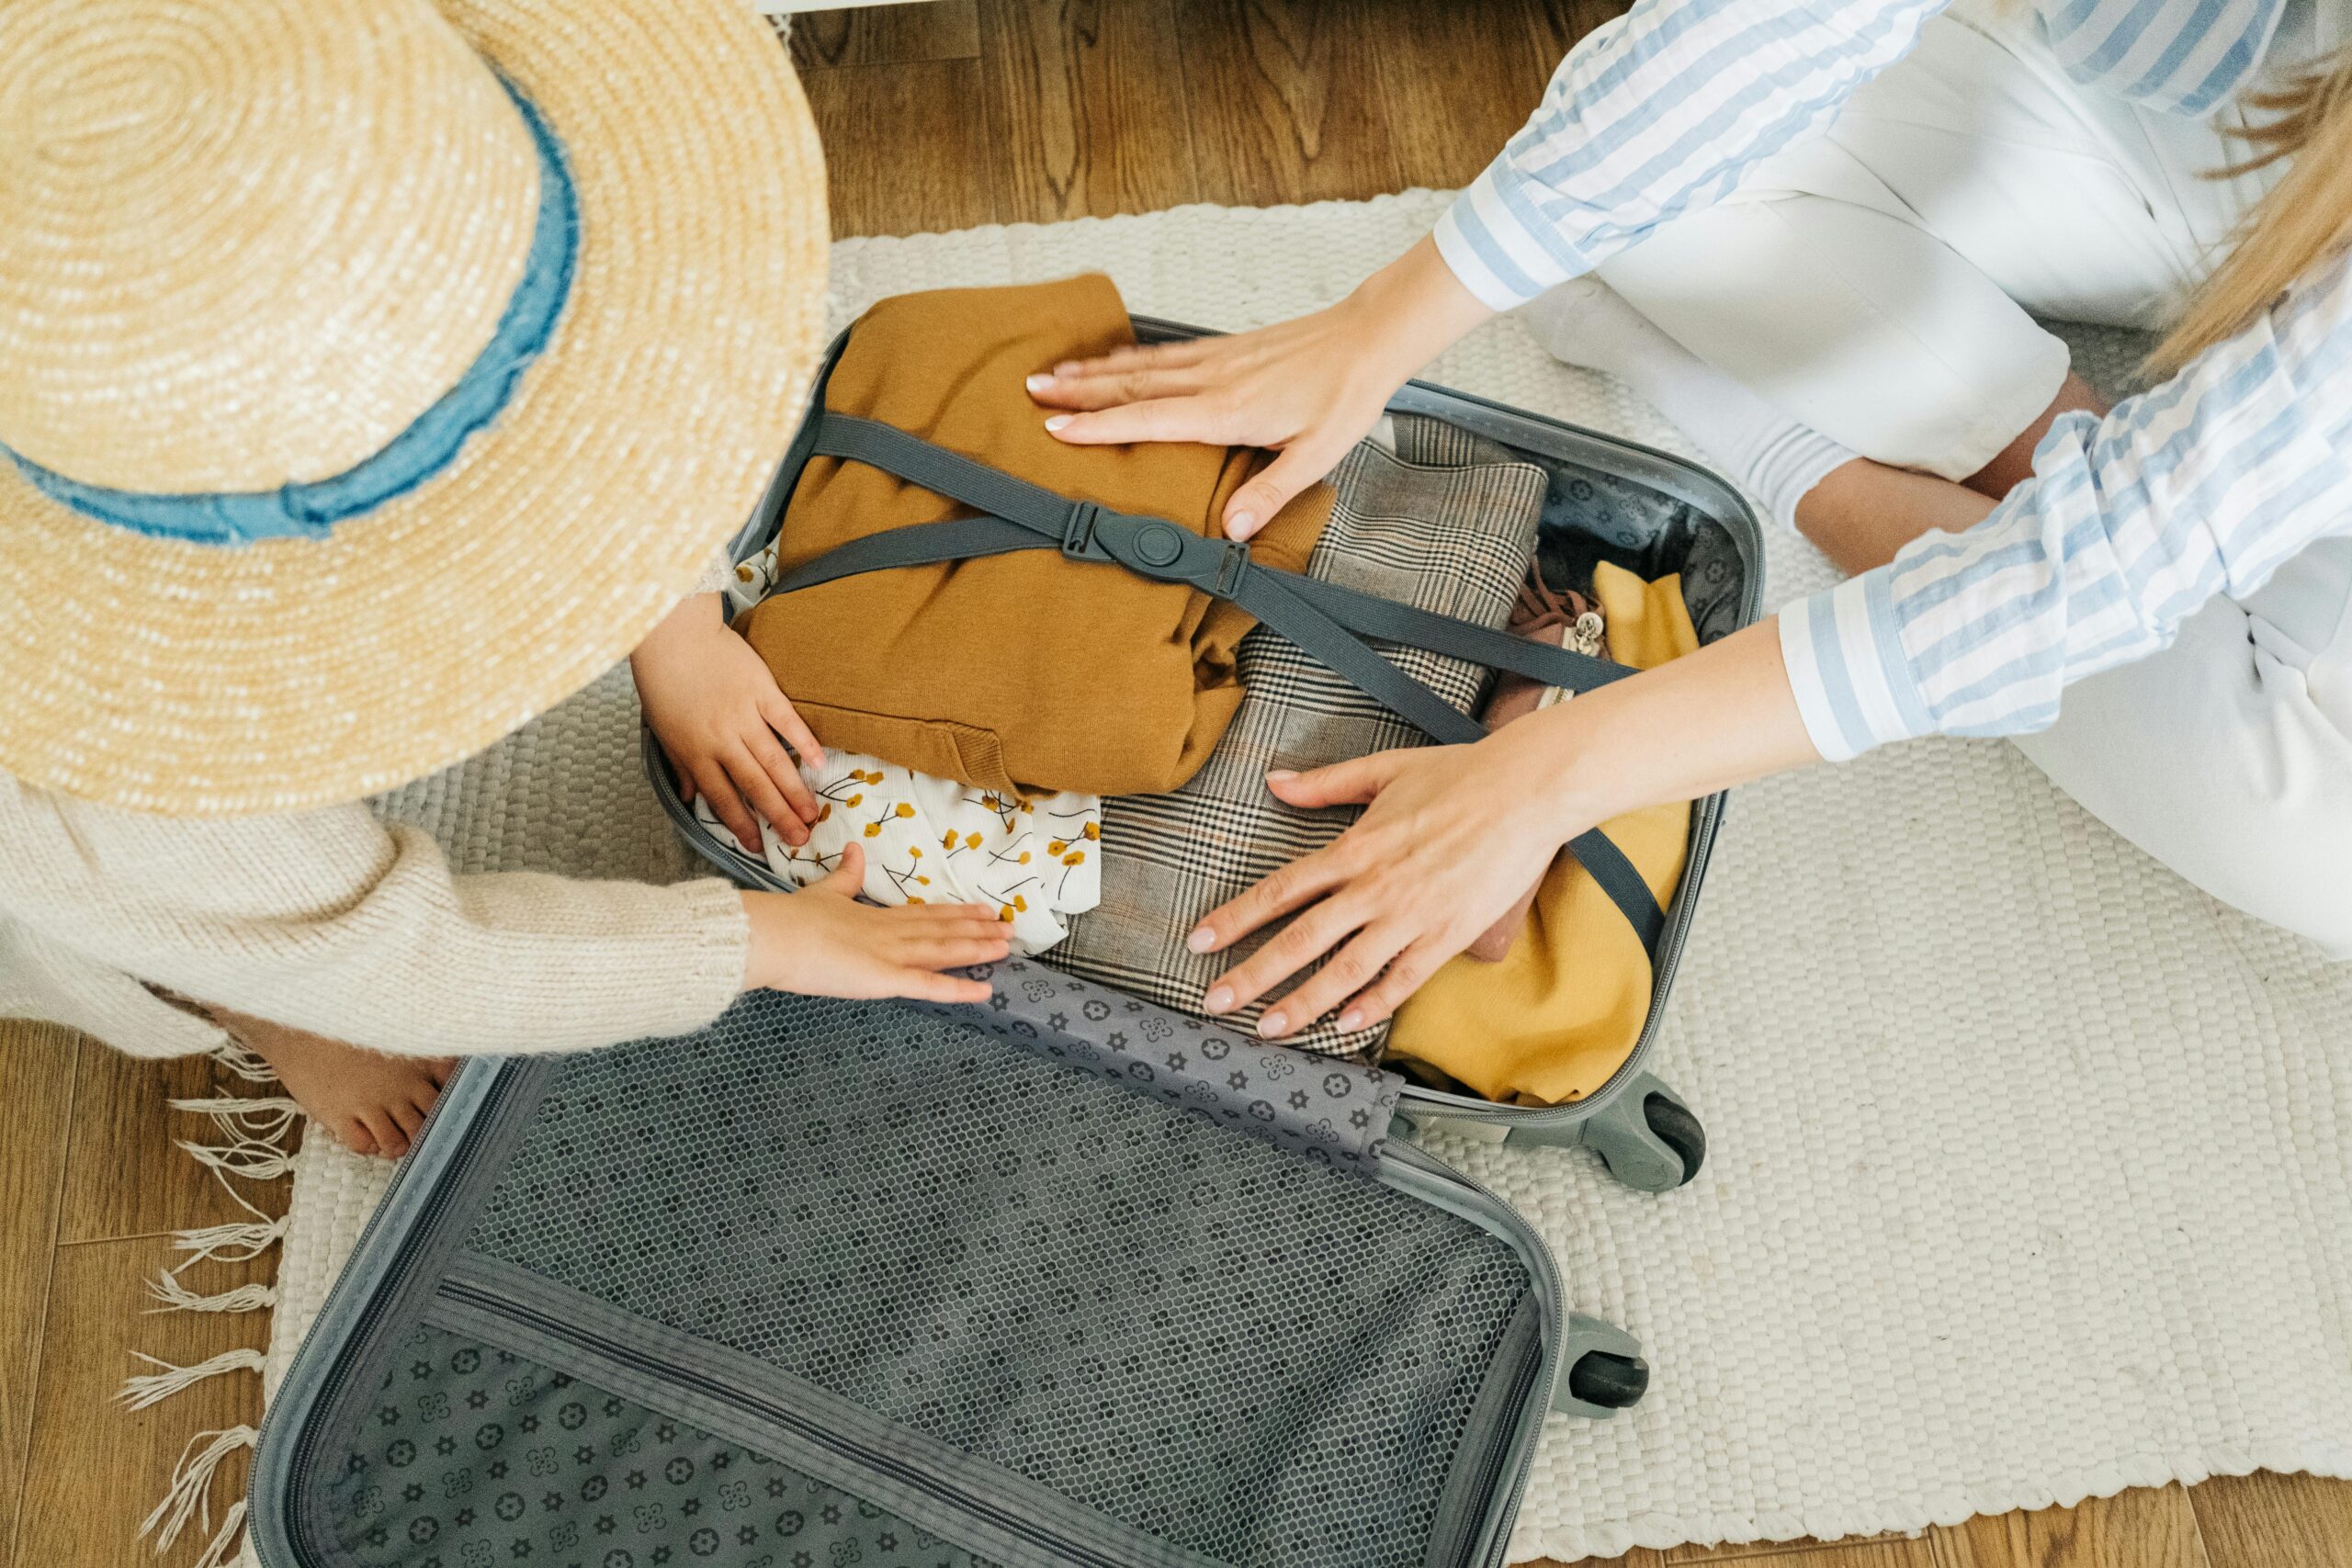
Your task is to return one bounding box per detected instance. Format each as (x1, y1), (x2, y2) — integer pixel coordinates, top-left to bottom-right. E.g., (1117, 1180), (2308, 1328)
(775, 412), (1668, 957)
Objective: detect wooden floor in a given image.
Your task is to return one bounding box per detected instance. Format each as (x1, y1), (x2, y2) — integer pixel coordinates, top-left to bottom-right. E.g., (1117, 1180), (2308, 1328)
(2, 3), (2347, 1565)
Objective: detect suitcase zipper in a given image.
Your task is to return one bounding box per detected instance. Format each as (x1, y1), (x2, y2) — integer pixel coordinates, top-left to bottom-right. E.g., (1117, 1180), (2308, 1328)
(271, 1066), (533, 1565)
(1380, 1139), (1559, 1567)
(433, 1276), (1148, 1568)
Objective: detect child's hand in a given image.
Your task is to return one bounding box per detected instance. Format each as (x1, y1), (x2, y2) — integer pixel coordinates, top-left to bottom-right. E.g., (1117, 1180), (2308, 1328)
(740, 844), (1008, 1003)
(632, 592), (824, 851)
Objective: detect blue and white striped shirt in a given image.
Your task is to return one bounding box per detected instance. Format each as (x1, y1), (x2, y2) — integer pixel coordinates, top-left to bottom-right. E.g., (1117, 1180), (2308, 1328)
(1435, 0), (2287, 309)
(1431, 0), (2344, 758)
(1783, 246), (2352, 757)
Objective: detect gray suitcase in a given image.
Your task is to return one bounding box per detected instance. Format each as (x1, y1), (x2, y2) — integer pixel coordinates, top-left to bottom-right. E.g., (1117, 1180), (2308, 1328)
(247, 312), (1760, 1568)
(661, 311), (1763, 1192)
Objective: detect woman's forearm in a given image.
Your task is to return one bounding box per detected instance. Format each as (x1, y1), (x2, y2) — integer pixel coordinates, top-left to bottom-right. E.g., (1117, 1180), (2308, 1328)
(1343, 234), (1500, 383)
(1539, 616), (1824, 832)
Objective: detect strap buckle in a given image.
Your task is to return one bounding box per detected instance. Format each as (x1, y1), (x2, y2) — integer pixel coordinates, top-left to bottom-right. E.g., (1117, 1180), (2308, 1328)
(1059, 500), (1111, 563)
(1072, 504), (1253, 597)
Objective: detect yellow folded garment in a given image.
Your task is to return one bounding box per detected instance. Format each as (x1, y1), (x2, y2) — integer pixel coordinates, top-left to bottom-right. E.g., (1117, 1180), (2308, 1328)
(1385, 561), (1698, 1105)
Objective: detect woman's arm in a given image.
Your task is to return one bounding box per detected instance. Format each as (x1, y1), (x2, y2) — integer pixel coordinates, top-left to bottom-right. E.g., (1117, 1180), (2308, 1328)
(1436, 0), (1945, 308)
(1782, 246), (2352, 759)
(1035, 0), (1948, 529)
(1191, 619), (1819, 1037)
(1196, 252), (2352, 1035)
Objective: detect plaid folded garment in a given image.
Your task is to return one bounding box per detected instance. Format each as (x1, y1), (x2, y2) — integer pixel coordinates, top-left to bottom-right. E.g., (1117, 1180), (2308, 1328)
(1040, 419), (1546, 1059)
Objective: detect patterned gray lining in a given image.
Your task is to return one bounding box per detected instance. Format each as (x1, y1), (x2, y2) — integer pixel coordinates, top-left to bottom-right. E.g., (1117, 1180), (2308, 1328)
(327, 1323), (999, 1568)
(458, 991), (1533, 1568)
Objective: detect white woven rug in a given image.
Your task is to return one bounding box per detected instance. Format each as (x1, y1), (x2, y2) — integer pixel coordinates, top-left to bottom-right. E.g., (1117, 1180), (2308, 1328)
(257, 192), (2352, 1563)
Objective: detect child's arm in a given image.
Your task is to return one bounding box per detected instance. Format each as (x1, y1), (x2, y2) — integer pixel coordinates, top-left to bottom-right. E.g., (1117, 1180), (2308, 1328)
(632, 592), (823, 852)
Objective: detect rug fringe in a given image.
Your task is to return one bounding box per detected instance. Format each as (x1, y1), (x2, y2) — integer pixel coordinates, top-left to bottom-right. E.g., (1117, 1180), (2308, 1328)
(120, 1043), (293, 1565)
(169, 1094), (303, 1142)
(169, 1216), (291, 1268)
(147, 1273), (280, 1314)
(210, 1040), (277, 1084)
(120, 1348), (267, 1411)
(138, 1424), (256, 1554)
(175, 1134), (300, 1182)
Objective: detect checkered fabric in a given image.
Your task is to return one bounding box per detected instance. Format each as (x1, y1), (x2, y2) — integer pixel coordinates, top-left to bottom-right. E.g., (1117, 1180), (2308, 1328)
(1043, 422), (1547, 1058)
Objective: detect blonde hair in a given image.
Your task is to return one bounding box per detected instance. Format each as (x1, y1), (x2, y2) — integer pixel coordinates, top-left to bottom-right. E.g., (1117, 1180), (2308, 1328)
(2148, 48), (2352, 378)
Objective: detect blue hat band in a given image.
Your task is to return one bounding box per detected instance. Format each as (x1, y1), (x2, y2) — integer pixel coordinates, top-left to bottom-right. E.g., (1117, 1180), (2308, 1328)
(4, 81), (579, 548)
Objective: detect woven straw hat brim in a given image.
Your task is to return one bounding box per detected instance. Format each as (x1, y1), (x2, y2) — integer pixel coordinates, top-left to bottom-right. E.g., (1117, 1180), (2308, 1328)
(0, 0), (829, 815)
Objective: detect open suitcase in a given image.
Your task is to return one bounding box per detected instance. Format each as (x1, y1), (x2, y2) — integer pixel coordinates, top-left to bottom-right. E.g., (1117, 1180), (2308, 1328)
(249, 312), (1762, 1568)
(668, 311), (1762, 1192)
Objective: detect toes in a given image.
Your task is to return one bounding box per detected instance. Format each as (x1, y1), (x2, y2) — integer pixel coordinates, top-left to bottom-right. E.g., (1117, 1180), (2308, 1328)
(426, 1058), (458, 1089)
(339, 1117), (379, 1157)
(358, 1109), (408, 1160)
(390, 1100), (425, 1141)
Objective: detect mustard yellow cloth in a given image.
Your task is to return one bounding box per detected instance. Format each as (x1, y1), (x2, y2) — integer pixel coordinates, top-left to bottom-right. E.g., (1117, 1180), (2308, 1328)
(1385, 562), (1698, 1105)
(739, 276), (1330, 799)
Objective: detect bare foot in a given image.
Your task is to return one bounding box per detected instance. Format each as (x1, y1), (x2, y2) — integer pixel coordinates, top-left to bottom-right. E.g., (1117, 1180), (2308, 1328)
(206, 1004), (456, 1159)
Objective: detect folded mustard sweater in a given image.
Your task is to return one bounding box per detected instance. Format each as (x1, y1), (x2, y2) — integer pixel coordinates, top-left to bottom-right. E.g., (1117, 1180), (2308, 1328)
(740, 275), (1332, 799)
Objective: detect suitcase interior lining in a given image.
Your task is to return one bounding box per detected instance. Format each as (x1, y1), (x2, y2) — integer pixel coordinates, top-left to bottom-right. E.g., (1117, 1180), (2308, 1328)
(298, 991), (1542, 1568)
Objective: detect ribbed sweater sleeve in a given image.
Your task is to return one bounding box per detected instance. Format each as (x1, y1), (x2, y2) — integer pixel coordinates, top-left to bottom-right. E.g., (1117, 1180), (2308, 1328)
(0, 777), (748, 1058)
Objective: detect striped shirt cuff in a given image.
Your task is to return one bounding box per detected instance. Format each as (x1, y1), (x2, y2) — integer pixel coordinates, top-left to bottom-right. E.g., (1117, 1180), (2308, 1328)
(1435, 164), (1591, 313)
(1778, 574), (1939, 762)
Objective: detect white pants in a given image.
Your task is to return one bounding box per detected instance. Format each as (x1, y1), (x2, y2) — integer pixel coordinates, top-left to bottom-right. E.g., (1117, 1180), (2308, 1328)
(1577, 0), (2352, 951)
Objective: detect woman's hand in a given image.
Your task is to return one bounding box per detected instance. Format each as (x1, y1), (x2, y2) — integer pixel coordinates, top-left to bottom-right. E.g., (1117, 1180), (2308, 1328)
(633, 592), (825, 852)
(1192, 621), (1826, 1036)
(1027, 236), (1495, 538)
(741, 843), (1009, 1004)
(1192, 711), (1595, 1038)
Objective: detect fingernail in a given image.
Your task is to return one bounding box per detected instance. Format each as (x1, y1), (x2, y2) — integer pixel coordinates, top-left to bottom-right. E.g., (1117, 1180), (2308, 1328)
(1053, 360), (1082, 377)
(1186, 927), (1216, 953)
(1024, 373), (1054, 393)
(1338, 1009), (1363, 1031)
(1257, 1011), (1287, 1039)
(1045, 414), (1072, 433)
(1204, 987), (1233, 1014)
(1229, 511), (1255, 537)
(1265, 769), (1296, 783)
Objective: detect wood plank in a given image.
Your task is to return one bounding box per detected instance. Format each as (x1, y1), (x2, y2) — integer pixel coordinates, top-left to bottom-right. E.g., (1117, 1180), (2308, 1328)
(2190, 1472), (2352, 1568)
(1534, 1551), (1668, 1567)
(1932, 1485), (2212, 1568)
(1359, 0), (1566, 193)
(0, 1022), (79, 1568)
(14, 1235), (270, 1568)
(57, 1042), (289, 1246)
(1173, 0), (1403, 208)
(1788, 1543), (1941, 1568)
(1523, 0), (1634, 58)
(788, 0), (981, 70)
(799, 58), (999, 237)
(978, 0), (1200, 224)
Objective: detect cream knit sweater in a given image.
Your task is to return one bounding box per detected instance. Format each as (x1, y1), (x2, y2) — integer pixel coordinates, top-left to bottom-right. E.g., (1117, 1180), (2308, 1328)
(0, 772), (750, 1060)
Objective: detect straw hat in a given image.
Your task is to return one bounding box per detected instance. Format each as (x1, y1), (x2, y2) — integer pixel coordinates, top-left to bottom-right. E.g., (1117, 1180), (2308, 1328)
(0, 0), (829, 814)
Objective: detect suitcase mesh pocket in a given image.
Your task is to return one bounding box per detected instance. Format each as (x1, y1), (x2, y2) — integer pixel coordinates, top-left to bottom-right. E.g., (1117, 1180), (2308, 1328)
(458, 993), (1533, 1568)
(327, 1324), (996, 1568)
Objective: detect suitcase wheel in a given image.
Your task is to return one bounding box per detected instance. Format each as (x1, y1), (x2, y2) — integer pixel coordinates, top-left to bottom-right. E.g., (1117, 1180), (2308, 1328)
(1582, 1073), (1706, 1192)
(1641, 1089), (1706, 1187)
(1566, 1349), (1651, 1410)
(1555, 1313), (1649, 1419)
